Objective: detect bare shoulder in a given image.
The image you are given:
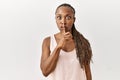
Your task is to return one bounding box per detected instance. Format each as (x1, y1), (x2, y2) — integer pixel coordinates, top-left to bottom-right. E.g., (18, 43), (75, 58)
(43, 36), (50, 43)
(42, 36), (50, 48)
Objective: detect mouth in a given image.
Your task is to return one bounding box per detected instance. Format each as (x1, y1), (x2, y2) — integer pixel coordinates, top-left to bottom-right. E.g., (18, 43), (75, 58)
(61, 26), (66, 31)
(61, 27), (70, 32)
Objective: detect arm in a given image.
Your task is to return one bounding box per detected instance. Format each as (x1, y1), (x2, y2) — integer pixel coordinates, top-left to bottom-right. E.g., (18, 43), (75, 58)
(84, 63), (92, 80)
(40, 37), (64, 77)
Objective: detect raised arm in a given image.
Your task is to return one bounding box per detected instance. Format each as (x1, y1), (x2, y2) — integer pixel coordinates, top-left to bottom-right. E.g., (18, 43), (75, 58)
(40, 36), (65, 77)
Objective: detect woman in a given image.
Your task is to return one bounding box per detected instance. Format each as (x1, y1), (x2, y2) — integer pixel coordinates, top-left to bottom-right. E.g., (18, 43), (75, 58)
(40, 3), (92, 80)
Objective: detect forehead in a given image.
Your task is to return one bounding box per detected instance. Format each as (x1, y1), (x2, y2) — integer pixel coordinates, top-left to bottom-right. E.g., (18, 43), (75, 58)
(56, 6), (74, 15)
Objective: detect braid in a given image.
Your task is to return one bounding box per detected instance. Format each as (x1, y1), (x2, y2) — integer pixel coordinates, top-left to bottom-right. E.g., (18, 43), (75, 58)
(72, 24), (92, 68)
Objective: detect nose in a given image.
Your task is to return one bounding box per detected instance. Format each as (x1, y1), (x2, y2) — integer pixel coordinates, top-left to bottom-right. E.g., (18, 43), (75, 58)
(60, 18), (66, 26)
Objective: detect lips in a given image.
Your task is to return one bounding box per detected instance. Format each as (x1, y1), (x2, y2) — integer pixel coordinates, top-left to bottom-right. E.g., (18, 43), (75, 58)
(61, 26), (66, 28)
(61, 27), (69, 32)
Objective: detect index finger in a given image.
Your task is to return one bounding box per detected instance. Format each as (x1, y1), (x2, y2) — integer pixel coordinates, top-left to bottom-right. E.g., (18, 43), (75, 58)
(62, 27), (66, 34)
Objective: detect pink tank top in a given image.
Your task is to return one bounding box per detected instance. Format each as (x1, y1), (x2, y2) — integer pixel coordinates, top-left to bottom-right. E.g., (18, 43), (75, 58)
(47, 35), (87, 80)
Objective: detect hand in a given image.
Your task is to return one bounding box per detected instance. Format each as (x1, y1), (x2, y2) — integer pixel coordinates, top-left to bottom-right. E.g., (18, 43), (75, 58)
(63, 32), (73, 41)
(57, 28), (73, 49)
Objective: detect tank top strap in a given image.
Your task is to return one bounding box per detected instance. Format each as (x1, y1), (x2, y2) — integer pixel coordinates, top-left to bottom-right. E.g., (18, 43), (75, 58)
(50, 34), (57, 54)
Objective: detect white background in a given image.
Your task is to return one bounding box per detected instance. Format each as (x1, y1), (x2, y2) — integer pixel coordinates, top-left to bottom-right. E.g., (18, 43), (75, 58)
(0, 0), (120, 80)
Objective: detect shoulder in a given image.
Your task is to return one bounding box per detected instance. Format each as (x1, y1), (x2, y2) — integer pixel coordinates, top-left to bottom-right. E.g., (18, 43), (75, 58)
(42, 36), (51, 46)
(43, 36), (50, 42)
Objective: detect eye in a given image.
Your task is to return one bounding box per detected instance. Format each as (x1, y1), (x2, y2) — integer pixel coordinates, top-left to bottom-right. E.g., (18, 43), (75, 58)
(66, 16), (71, 20)
(56, 16), (61, 20)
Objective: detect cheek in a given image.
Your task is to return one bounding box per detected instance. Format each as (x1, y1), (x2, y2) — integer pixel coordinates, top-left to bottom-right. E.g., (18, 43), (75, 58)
(67, 21), (74, 26)
(56, 21), (61, 27)
(56, 21), (61, 29)
(56, 20), (59, 25)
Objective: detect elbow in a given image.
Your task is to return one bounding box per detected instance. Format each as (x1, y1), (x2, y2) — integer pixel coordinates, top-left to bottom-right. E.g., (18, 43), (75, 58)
(40, 65), (49, 77)
(41, 69), (49, 77)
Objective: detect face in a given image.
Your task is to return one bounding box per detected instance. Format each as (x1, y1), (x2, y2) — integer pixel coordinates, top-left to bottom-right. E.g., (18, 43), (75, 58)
(55, 6), (75, 32)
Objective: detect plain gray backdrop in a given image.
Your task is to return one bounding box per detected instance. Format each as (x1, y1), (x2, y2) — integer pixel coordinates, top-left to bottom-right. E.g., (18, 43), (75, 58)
(0, 0), (120, 80)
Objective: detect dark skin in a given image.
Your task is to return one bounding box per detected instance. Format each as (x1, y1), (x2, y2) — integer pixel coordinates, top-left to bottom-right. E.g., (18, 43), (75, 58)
(40, 6), (92, 80)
